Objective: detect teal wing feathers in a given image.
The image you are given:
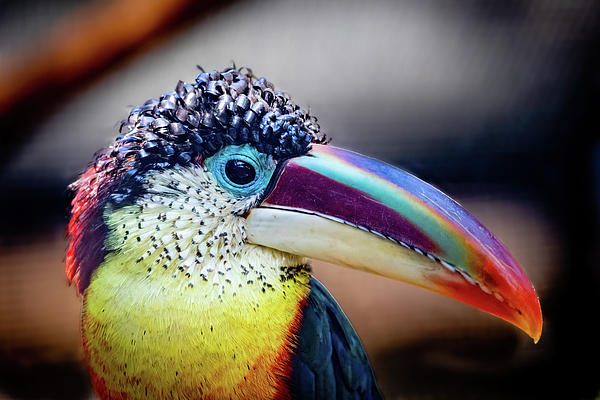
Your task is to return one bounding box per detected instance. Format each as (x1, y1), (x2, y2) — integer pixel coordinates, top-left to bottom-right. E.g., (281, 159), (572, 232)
(289, 278), (383, 400)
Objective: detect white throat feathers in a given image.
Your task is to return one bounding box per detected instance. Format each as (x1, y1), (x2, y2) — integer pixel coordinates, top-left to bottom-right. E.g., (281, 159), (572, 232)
(104, 165), (309, 298)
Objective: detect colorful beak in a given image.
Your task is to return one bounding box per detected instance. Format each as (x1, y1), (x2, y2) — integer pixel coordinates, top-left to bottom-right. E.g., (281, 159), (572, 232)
(245, 144), (542, 342)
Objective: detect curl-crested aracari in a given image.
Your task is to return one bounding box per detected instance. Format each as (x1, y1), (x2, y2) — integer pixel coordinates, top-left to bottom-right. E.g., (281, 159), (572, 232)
(67, 67), (542, 399)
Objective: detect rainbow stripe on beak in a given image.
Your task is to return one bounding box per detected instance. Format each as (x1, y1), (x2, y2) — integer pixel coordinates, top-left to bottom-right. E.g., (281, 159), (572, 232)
(246, 144), (542, 342)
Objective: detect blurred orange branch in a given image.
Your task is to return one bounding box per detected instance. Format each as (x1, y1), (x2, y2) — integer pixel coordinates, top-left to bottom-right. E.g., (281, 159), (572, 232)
(0, 0), (210, 116)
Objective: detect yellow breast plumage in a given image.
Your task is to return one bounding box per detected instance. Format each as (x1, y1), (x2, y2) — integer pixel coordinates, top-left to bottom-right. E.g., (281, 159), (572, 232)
(81, 165), (311, 399)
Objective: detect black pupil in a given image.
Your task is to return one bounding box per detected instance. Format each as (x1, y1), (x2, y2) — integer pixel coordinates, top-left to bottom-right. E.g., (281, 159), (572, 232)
(225, 159), (256, 185)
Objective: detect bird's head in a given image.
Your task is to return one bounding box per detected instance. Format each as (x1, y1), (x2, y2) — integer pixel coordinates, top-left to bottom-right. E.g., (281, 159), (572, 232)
(67, 67), (542, 341)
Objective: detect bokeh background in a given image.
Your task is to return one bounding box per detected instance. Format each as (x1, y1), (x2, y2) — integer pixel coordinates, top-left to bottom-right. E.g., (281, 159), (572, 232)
(1, 0), (599, 399)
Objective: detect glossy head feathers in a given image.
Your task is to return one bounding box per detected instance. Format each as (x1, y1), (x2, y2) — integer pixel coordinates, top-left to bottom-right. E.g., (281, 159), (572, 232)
(67, 67), (327, 293)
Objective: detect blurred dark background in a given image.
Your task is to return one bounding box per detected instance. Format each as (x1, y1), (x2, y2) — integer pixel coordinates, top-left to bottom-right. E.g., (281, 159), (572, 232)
(0, 0), (599, 399)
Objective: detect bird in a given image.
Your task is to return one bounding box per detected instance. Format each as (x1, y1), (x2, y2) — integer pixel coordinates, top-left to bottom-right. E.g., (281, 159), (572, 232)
(66, 66), (542, 400)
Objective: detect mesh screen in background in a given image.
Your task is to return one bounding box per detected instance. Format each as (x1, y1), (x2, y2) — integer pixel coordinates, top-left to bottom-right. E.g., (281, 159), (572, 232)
(0, 0), (598, 399)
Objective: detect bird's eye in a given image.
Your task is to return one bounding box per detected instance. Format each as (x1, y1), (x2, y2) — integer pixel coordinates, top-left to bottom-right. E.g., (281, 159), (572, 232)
(205, 144), (276, 199)
(225, 159), (256, 185)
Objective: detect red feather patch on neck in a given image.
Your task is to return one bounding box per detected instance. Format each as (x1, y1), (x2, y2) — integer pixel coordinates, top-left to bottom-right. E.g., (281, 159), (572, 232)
(67, 155), (117, 293)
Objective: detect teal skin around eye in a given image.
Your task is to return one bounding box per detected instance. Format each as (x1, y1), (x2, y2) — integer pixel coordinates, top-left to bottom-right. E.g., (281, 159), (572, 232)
(205, 144), (277, 199)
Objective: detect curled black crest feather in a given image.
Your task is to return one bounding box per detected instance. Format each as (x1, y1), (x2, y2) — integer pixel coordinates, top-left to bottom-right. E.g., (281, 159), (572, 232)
(98, 67), (327, 205)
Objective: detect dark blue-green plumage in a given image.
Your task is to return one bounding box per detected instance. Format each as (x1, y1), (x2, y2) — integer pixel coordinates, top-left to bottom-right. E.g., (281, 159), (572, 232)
(291, 278), (383, 400)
